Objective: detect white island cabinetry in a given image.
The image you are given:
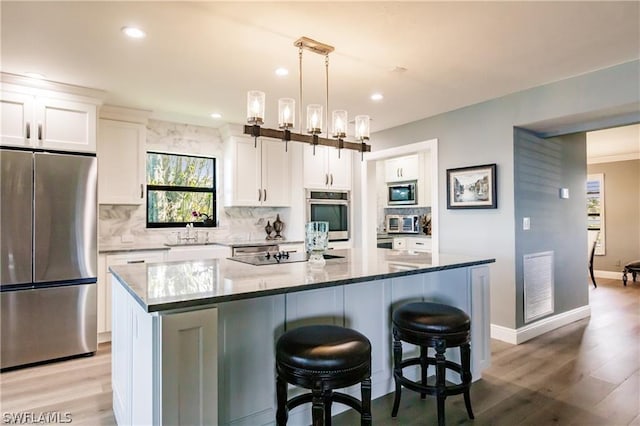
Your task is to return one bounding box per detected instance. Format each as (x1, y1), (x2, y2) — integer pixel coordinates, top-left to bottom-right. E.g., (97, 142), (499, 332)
(110, 249), (492, 425)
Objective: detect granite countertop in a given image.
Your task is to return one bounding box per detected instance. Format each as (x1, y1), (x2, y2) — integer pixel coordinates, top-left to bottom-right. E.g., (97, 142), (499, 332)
(110, 248), (495, 313)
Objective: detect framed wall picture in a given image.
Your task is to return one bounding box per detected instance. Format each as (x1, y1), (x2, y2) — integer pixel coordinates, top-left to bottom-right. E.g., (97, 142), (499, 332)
(446, 163), (497, 209)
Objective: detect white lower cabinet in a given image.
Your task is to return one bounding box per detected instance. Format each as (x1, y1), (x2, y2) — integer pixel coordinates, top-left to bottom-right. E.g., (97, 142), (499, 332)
(165, 245), (231, 262)
(112, 278), (218, 426)
(98, 250), (166, 341)
(392, 236), (431, 252)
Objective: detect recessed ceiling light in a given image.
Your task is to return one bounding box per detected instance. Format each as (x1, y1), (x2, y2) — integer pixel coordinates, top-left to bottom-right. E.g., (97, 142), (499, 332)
(210, 113), (222, 119)
(24, 72), (45, 80)
(121, 26), (146, 39)
(275, 67), (289, 77)
(371, 93), (384, 101)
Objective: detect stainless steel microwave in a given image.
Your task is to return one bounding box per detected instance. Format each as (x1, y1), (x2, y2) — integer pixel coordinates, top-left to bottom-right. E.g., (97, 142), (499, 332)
(388, 181), (417, 205)
(386, 214), (420, 234)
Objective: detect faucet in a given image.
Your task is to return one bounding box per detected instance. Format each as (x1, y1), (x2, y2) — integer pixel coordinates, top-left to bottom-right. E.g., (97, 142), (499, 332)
(181, 223), (198, 243)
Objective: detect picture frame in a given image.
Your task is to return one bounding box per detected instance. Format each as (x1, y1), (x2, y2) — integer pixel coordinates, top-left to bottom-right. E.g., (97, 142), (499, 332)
(446, 163), (497, 209)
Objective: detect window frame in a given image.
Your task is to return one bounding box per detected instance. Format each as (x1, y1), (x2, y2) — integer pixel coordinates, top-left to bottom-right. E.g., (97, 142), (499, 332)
(145, 151), (217, 229)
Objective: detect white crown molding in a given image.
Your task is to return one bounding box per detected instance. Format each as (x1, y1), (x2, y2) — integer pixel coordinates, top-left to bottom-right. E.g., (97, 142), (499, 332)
(587, 152), (640, 164)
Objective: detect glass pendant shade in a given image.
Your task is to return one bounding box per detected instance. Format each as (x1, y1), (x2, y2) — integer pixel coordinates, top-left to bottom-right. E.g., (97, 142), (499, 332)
(306, 104), (323, 134)
(278, 98), (295, 129)
(332, 110), (347, 138)
(247, 91), (265, 125)
(355, 115), (370, 141)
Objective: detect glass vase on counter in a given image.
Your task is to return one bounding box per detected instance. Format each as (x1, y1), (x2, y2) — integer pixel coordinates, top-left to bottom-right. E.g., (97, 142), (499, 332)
(305, 221), (329, 266)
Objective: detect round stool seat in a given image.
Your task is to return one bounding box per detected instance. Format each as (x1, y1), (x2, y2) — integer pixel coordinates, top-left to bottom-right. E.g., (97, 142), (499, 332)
(275, 325), (372, 425)
(393, 302), (470, 335)
(276, 325), (370, 374)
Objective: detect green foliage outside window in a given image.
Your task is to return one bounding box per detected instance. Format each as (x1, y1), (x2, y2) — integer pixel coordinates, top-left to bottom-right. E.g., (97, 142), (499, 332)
(146, 152), (216, 227)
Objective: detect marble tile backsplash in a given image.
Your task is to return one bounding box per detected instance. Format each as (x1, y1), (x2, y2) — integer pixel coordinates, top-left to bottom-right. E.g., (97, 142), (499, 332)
(99, 119), (293, 247)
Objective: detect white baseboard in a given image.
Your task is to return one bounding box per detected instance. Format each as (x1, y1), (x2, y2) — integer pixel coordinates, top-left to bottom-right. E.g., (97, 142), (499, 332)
(490, 305), (591, 345)
(98, 331), (111, 344)
(594, 269), (624, 280)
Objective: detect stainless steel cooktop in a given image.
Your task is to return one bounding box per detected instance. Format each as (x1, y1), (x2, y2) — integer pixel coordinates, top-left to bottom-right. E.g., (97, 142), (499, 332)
(228, 252), (344, 266)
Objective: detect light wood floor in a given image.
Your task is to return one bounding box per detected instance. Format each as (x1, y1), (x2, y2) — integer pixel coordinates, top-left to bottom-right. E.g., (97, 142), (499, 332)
(1, 278), (638, 425)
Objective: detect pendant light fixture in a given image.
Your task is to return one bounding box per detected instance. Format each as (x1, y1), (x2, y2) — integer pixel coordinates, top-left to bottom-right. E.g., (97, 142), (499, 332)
(244, 36), (371, 157)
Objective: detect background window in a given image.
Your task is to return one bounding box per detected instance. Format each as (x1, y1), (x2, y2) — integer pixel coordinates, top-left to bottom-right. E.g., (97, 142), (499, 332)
(146, 152), (216, 228)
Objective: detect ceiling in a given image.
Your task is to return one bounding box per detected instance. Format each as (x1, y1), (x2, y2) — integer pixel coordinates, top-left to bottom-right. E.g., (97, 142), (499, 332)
(1, 1), (639, 135)
(587, 124), (640, 161)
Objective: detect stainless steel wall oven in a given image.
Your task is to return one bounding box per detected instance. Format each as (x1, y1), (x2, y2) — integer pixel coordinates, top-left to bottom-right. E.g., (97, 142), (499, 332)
(306, 190), (350, 241)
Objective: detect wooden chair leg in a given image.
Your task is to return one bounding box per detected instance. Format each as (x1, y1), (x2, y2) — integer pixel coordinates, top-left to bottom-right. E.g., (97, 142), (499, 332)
(361, 378), (372, 426)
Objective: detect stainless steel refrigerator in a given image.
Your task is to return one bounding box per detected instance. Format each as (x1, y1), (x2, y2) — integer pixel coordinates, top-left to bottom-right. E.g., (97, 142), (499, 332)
(1, 149), (97, 370)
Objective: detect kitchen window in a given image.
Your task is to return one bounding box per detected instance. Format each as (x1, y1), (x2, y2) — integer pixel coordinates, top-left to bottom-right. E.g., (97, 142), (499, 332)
(146, 152), (216, 228)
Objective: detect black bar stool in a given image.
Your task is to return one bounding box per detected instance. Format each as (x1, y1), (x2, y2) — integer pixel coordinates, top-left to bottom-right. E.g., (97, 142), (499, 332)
(275, 324), (372, 426)
(391, 302), (474, 426)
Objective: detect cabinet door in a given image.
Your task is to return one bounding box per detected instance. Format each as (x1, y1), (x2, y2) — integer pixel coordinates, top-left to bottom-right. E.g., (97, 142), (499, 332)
(386, 155), (419, 182)
(303, 144), (330, 189)
(228, 137), (261, 206)
(399, 154), (419, 180)
(385, 157), (402, 182)
(327, 147), (352, 190)
(261, 138), (290, 206)
(0, 91), (34, 146)
(35, 97), (97, 152)
(98, 119), (146, 204)
(218, 296), (284, 425)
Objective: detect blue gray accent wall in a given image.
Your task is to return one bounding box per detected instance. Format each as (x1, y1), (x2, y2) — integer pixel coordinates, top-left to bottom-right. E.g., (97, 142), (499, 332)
(513, 129), (588, 328)
(365, 60), (640, 330)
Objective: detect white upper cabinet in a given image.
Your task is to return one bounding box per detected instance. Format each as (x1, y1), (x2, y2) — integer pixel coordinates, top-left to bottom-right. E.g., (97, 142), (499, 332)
(0, 91), (34, 145)
(303, 145), (352, 190)
(385, 154), (419, 182)
(97, 118), (146, 205)
(224, 136), (290, 207)
(0, 77), (102, 152)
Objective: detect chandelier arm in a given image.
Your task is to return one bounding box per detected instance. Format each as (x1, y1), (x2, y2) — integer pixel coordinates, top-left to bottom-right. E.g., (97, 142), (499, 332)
(325, 54), (329, 140)
(244, 125), (369, 153)
(298, 46), (303, 134)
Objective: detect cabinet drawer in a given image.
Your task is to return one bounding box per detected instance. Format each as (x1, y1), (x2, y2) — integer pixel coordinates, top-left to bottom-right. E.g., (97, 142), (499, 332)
(106, 251), (166, 267)
(407, 237), (431, 252)
(392, 238), (406, 250)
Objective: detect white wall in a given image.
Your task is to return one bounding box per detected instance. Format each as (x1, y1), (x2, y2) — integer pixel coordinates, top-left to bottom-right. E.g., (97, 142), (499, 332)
(369, 60), (640, 329)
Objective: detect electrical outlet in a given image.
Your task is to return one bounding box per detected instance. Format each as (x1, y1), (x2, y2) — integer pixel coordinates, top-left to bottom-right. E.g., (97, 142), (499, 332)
(615, 260), (621, 267)
(523, 217), (530, 230)
(121, 234), (134, 243)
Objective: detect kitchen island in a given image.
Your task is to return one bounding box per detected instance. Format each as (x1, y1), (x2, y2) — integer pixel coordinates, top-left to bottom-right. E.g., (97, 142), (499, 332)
(110, 248), (494, 426)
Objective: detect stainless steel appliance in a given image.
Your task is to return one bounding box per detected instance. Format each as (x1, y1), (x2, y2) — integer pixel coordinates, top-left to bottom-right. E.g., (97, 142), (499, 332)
(231, 244), (279, 257)
(1, 149), (97, 370)
(387, 181), (417, 205)
(228, 251), (344, 266)
(306, 190), (350, 241)
(386, 214), (420, 234)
